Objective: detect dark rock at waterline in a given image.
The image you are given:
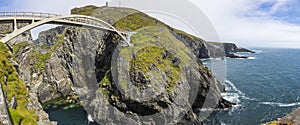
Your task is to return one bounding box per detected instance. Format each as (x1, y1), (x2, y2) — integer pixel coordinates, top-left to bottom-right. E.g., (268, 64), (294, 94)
(226, 53), (249, 59)
(235, 47), (255, 53)
(218, 98), (236, 109)
(206, 42), (255, 58)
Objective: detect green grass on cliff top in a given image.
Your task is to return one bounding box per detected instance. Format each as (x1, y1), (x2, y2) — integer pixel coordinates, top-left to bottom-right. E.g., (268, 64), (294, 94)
(71, 5), (205, 43)
(0, 43), (38, 125)
(73, 6), (199, 95)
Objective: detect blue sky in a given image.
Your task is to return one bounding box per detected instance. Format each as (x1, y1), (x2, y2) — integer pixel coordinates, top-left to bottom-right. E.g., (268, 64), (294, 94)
(0, 0), (300, 48)
(251, 0), (300, 25)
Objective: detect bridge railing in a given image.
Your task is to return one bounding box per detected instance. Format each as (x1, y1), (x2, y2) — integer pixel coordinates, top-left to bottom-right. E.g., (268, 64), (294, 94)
(0, 12), (61, 18)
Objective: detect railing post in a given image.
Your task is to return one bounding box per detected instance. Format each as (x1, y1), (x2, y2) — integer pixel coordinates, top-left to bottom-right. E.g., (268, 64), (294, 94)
(14, 18), (17, 31)
(13, 12), (18, 31)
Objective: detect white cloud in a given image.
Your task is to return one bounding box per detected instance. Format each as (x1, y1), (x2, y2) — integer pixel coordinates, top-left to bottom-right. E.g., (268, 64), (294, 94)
(2, 0), (300, 48)
(189, 0), (300, 48)
(269, 0), (291, 14)
(5, 0), (105, 14)
(3, 0), (107, 40)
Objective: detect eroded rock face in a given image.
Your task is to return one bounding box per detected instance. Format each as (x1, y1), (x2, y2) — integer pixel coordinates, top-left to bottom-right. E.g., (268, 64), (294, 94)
(9, 6), (234, 125)
(170, 29), (210, 58)
(280, 107), (300, 125)
(206, 42), (255, 58)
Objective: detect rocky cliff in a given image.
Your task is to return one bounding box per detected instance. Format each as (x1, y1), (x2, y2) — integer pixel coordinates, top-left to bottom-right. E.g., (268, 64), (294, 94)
(1, 5), (236, 125)
(262, 107), (300, 125)
(206, 42), (255, 58)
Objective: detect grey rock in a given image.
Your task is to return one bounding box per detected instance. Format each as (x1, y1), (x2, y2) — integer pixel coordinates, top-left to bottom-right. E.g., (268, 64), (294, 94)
(10, 96), (18, 109)
(170, 28), (210, 58)
(206, 42), (255, 58)
(9, 6), (236, 125)
(0, 22), (33, 45)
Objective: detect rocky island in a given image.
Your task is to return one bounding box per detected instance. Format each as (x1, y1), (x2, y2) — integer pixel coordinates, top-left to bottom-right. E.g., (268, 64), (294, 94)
(0, 5), (258, 125)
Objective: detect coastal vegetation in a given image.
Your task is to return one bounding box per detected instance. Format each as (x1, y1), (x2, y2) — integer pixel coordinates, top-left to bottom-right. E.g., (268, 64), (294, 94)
(0, 43), (38, 125)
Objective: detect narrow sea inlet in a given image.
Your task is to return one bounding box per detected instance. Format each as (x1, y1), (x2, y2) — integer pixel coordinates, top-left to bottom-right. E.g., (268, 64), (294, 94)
(46, 106), (99, 125)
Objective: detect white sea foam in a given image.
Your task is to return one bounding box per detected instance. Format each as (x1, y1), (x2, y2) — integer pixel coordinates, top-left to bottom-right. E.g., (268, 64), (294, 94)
(253, 50), (263, 54)
(220, 122), (227, 125)
(240, 95), (257, 101)
(247, 57), (256, 60)
(259, 102), (300, 107)
(198, 108), (217, 112)
(225, 80), (243, 95)
(223, 80), (257, 103)
(222, 93), (241, 103)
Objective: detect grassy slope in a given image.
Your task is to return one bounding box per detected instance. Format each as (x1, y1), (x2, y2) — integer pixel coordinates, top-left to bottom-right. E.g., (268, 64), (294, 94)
(71, 5), (205, 42)
(0, 43), (38, 125)
(29, 31), (66, 72)
(71, 6), (204, 95)
(72, 7), (195, 95)
(2, 26), (67, 124)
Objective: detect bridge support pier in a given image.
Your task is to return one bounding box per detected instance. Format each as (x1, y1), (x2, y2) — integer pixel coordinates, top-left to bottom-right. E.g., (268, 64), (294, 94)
(13, 18), (17, 31)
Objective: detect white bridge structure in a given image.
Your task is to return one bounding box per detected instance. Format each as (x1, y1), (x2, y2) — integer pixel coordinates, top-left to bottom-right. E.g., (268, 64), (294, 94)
(0, 12), (132, 125)
(0, 12), (131, 45)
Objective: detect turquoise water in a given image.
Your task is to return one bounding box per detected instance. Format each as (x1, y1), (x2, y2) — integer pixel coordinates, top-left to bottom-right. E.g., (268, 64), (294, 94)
(46, 107), (99, 125)
(206, 48), (300, 124)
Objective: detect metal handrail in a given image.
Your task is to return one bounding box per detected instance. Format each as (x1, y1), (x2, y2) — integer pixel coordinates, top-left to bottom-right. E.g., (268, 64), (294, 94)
(0, 12), (61, 18)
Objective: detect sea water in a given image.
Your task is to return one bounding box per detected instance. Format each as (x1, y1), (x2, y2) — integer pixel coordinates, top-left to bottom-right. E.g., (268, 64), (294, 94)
(205, 48), (300, 125)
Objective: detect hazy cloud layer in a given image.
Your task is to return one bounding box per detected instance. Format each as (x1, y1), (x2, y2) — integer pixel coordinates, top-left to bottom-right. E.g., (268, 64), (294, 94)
(1, 0), (300, 48)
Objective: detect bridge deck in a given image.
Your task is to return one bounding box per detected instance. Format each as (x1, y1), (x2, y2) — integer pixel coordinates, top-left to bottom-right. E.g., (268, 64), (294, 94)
(0, 12), (132, 45)
(0, 12), (60, 18)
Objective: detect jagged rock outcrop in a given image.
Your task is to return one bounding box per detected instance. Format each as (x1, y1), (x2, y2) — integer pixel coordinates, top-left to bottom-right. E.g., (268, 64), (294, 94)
(263, 107), (300, 125)
(169, 29), (210, 58)
(6, 5), (236, 125)
(206, 42), (254, 58)
(278, 107), (300, 125)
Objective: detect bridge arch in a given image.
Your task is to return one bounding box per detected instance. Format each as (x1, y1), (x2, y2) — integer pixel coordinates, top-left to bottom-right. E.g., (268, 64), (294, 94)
(0, 13), (131, 46)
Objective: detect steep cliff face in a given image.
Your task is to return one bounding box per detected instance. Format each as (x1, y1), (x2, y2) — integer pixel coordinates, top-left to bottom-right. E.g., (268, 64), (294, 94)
(169, 29), (210, 58)
(0, 42), (55, 125)
(206, 42), (255, 58)
(5, 5), (235, 125)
